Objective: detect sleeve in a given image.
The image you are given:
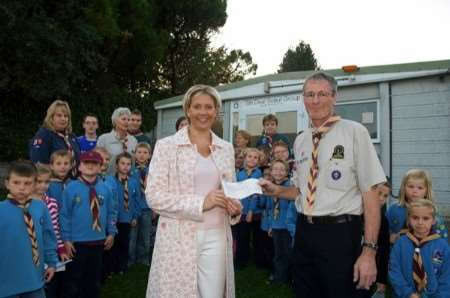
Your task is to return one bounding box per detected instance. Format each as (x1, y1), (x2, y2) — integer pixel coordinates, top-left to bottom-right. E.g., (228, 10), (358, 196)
(132, 181), (141, 220)
(286, 201), (297, 241)
(226, 145), (241, 225)
(145, 140), (204, 221)
(435, 244), (450, 298)
(106, 186), (118, 236)
(59, 187), (73, 241)
(42, 205), (58, 268)
(388, 239), (415, 298)
(354, 125), (386, 193)
(96, 134), (106, 148)
(48, 199), (67, 256)
(29, 128), (52, 164)
(435, 216), (449, 240)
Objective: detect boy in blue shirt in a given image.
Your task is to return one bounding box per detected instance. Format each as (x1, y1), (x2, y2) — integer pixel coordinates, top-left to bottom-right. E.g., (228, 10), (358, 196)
(76, 114), (99, 153)
(389, 199), (450, 298)
(129, 142), (153, 267)
(105, 152), (140, 274)
(48, 149), (72, 207)
(60, 151), (117, 298)
(0, 161), (58, 298)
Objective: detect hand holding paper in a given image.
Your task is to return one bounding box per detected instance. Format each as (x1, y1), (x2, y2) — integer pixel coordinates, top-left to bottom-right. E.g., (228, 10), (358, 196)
(221, 178), (263, 200)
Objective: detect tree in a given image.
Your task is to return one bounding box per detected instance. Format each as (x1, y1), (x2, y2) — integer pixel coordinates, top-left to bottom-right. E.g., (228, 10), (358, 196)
(278, 40), (319, 73)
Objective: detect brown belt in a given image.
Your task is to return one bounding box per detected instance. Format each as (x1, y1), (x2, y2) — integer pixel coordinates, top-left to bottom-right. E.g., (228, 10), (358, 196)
(300, 213), (361, 225)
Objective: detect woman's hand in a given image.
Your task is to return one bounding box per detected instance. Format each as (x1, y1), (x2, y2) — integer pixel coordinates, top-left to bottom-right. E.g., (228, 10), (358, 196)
(226, 198), (242, 217)
(203, 190), (228, 211)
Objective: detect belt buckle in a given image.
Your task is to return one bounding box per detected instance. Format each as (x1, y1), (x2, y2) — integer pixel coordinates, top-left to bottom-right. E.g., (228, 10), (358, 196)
(306, 215), (314, 224)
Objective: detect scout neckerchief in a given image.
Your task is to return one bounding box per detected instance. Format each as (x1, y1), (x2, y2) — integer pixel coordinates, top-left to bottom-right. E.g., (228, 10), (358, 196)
(305, 115), (341, 214)
(136, 162), (148, 197)
(8, 195), (40, 265)
(117, 174), (129, 211)
(115, 131), (128, 152)
(406, 231), (440, 293)
(56, 131), (77, 177)
(273, 179), (288, 220)
(79, 176), (102, 232)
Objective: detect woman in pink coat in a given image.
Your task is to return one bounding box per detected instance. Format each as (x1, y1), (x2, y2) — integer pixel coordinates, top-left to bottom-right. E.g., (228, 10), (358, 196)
(145, 85), (242, 298)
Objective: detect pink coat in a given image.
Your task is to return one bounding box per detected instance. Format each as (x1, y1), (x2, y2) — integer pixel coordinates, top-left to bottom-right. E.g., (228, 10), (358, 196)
(145, 127), (238, 298)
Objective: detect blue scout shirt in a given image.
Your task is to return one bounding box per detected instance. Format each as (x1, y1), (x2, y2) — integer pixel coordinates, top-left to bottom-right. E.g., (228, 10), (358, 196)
(286, 200), (297, 241)
(389, 235), (450, 298)
(256, 133), (291, 150)
(268, 179), (295, 230)
(236, 167), (262, 215)
(76, 135), (97, 153)
(387, 203), (448, 240)
(0, 199), (58, 297)
(48, 178), (71, 207)
(130, 164), (151, 210)
(260, 194), (273, 232)
(60, 179), (118, 242)
(29, 127), (81, 165)
(104, 175), (141, 223)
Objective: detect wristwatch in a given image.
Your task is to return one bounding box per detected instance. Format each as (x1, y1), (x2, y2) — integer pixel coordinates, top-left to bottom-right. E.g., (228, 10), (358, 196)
(362, 241), (379, 251)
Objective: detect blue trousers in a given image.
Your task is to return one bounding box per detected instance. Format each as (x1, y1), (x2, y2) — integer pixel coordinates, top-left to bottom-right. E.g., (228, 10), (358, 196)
(128, 209), (153, 266)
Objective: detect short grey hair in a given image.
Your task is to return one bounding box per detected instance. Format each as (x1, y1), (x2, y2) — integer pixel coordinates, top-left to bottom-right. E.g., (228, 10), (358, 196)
(182, 84), (222, 118)
(111, 107), (131, 127)
(303, 71), (338, 94)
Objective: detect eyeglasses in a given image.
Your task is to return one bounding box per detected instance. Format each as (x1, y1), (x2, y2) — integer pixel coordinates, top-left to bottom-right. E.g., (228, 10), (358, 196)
(303, 91), (334, 100)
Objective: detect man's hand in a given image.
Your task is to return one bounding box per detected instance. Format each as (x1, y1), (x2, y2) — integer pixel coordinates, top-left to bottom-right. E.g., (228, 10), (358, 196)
(258, 179), (280, 196)
(45, 267), (55, 283)
(104, 235), (114, 250)
(353, 248), (377, 290)
(64, 241), (76, 259)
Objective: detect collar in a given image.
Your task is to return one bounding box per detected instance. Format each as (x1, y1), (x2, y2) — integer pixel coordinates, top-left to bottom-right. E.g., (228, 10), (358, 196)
(112, 129), (130, 141)
(173, 126), (225, 151)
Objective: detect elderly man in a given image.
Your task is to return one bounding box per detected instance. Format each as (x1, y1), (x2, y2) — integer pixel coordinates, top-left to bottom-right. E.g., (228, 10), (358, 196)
(260, 72), (386, 298)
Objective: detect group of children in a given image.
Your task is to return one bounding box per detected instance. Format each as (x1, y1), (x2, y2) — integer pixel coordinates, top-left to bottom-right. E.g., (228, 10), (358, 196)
(233, 114), (449, 297)
(1, 142), (153, 298)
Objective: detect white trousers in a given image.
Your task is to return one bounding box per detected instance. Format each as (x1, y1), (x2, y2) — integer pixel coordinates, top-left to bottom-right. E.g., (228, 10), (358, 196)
(196, 228), (226, 298)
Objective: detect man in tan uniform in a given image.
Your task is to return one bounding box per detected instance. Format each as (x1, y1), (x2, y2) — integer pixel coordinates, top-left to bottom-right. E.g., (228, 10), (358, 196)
(260, 71), (386, 298)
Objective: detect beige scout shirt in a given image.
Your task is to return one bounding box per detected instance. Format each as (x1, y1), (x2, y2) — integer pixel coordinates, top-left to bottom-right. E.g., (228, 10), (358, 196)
(292, 119), (386, 216)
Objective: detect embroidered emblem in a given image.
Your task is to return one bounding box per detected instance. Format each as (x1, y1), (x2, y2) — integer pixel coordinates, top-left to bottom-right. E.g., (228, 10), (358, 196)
(332, 145), (344, 159)
(331, 170), (341, 180)
(98, 195), (104, 206)
(75, 196), (81, 204)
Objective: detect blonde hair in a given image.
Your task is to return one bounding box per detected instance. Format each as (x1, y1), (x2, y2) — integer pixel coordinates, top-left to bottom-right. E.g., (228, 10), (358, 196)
(398, 169), (434, 206)
(43, 100), (72, 133)
(235, 130), (251, 145)
(49, 149), (72, 164)
(182, 85), (222, 121)
(36, 163), (52, 176)
(136, 142), (152, 152)
(407, 199), (437, 219)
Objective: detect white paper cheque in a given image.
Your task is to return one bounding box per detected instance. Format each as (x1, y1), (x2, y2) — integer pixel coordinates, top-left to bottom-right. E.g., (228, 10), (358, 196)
(221, 178), (263, 200)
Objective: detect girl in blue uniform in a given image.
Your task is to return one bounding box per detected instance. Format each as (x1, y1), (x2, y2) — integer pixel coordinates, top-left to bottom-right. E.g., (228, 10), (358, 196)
(387, 169), (448, 244)
(0, 161), (58, 298)
(389, 199), (450, 298)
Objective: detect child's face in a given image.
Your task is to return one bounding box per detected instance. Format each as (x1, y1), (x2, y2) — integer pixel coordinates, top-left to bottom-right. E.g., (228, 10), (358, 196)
(235, 153), (244, 169)
(405, 178), (427, 202)
(117, 158), (132, 175)
(377, 185), (390, 206)
(98, 152), (111, 172)
(78, 161), (101, 177)
(408, 206), (436, 238)
(129, 114), (142, 131)
(235, 134), (248, 148)
(273, 145), (289, 161)
(50, 156), (72, 179)
(135, 148), (151, 164)
(259, 149), (269, 167)
(263, 120), (277, 136)
(245, 151), (259, 169)
(5, 173), (35, 201)
(35, 173), (51, 196)
(271, 162), (288, 182)
(83, 116), (98, 135)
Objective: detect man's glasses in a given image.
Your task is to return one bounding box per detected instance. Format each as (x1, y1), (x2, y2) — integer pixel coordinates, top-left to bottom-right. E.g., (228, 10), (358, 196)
(303, 91), (334, 100)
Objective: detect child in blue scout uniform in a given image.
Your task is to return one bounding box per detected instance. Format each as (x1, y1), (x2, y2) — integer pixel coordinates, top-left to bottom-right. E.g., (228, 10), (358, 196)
(0, 161), (58, 298)
(267, 159), (296, 284)
(76, 114), (99, 153)
(48, 150), (73, 207)
(387, 169), (448, 244)
(235, 148), (263, 270)
(256, 114), (290, 155)
(59, 151), (117, 298)
(129, 143), (153, 267)
(104, 152), (140, 274)
(389, 199), (450, 298)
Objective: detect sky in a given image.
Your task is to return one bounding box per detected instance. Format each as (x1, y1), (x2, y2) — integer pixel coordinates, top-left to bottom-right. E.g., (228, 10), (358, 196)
(212, 0), (450, 76)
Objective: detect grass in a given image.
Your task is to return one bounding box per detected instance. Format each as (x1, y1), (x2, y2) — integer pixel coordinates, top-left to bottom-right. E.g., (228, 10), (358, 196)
(101, 264), (294, 298)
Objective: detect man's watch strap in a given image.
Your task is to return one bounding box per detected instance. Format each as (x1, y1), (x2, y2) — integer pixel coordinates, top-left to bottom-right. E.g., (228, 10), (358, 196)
(362, 241), (378, 251)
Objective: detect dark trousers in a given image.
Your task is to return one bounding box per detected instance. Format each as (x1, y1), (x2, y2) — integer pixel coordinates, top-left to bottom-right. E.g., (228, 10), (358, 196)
(272, 229), (292, 283)
(234, 221), (251, 268)
(62, 243), (103, 298)
(112, 222), (131, 273)
(45, 271), (64, 298)
(292, 214), (370, 298)
(260, 230), (274, 271)
(250, 218), (267, 268)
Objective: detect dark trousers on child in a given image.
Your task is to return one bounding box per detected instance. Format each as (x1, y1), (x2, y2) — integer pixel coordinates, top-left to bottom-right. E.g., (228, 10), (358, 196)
(292, 214), (370, 298)
(272, 229), (292, 283)
(112, 222), (131, 273)
(250, 216), (267, 268)
(234, 219), (251, 269)
(62, 242), (103, 298)
(45, 271), (64, 298)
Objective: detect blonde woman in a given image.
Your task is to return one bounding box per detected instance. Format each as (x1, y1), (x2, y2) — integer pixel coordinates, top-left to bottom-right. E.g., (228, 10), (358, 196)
(145, 84), (242, 298)
(30, 100), (80, 169)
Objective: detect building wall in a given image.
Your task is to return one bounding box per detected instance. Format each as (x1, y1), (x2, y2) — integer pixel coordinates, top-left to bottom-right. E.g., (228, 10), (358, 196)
(391, 75), (450, 215)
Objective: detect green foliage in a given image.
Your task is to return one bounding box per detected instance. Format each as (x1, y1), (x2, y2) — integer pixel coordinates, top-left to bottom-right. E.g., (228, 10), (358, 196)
(0, 0), (257, 161)
(278, 40), (319, 73)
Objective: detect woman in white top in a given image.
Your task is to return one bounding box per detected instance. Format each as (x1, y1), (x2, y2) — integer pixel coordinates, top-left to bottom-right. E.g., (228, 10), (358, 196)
(145, 85), (242, 298)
